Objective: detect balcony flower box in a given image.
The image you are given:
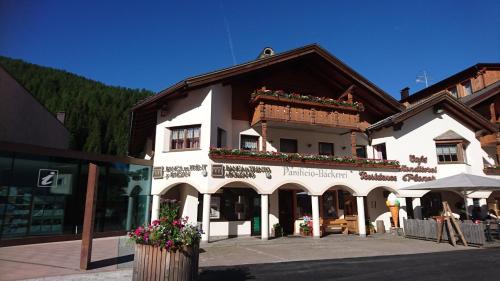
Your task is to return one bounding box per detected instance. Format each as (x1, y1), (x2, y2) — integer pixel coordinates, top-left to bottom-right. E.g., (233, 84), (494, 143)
(250, 88), (364, 112)
(129, 205), (202, 281)
(209, 148), (400, 170)
(484, 166), (500, 175)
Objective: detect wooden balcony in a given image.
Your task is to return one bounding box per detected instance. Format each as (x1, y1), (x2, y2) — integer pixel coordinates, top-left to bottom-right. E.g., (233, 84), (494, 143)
(480, 132), (500, 147)
(250, 93), (366, 130)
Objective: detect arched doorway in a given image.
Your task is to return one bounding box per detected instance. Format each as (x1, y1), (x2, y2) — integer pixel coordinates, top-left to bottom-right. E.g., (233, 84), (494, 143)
(160, 183), (200, 225)
(366, 186), (400, 232)
(271, 182), (312, 236)
(199, 181), (261, 239)
(320, 185), (358, 235)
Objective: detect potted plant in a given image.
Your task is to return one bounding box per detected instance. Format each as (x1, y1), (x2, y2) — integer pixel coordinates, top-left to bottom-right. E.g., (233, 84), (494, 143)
(299, 215), (313, 236)
(366, 221), (376, 235)
(273, 223), (283, 237)
(129, 204), (202, 281)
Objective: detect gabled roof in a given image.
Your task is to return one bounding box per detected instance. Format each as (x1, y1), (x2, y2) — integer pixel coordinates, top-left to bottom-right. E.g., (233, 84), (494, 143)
(367, 91), (497, 134)
(401, 63), (500, 104)
(461, 80), (500, 107)
(132, 44), (402, 111)
(433, 130), (467, 141)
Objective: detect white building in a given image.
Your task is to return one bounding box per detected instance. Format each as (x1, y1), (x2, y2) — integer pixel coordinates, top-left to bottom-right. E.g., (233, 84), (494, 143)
(129, 45), (498, 242)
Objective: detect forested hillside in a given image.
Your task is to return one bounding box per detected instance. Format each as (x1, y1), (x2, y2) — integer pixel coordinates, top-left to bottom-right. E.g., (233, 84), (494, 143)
(0, 56), (153, 156)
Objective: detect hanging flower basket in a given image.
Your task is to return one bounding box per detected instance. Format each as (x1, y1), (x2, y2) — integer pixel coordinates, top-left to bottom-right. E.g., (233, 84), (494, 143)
(129, 205), (202, 281)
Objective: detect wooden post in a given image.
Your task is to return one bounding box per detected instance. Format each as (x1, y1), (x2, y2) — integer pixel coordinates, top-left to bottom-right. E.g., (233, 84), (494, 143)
(261, 121), (267, 152)
(350, 131), (357, 158)
(490, 102), (496, 123)
(80, 163), (99, 270)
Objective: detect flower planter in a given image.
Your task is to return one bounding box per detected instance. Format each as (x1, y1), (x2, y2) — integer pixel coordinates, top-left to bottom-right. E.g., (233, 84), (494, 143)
(133, 243), (199, 281)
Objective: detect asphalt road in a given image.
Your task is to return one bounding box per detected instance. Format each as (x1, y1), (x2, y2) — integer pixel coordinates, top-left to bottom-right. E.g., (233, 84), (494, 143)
(198, 247), (500, 281)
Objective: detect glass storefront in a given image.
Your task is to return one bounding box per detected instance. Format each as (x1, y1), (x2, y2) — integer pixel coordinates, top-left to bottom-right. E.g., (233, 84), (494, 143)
(0, 151), (151, 241)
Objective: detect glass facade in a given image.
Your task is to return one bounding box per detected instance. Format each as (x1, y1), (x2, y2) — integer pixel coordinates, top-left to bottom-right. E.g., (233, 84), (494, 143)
(0, 151), (151, 241)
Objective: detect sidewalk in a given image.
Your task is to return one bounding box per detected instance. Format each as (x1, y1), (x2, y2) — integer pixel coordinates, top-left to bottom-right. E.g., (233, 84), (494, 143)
(0, 234), (475, 281)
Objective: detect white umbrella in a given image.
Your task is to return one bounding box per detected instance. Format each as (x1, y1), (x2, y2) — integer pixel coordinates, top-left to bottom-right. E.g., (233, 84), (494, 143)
(401, 173), (500, 219)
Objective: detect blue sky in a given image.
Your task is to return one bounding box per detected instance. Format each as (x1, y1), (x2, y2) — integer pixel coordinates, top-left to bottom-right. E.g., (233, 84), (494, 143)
(1, 0), (499, 99)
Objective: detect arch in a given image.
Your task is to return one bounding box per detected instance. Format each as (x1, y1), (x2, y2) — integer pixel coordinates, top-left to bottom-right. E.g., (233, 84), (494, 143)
(270, 180), (313, 195)
(211, 179), (264, 194)
(159, 180), (203, 195)
(318, 183), (358, 196)
(365, 185), (401, 197)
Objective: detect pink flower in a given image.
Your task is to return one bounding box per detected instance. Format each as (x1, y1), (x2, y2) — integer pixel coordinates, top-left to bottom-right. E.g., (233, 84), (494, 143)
(134, 226), (144, 236)
(152, 220), (160, 226)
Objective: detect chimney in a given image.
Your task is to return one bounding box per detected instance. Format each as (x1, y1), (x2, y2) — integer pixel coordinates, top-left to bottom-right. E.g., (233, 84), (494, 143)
(56, 111), (66, 124)
(258, 47), (275, 59)
(400, 87), (410, 100)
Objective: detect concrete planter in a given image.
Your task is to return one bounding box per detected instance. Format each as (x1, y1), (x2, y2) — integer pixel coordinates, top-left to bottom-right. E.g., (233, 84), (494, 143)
(133, 243), (199, 281)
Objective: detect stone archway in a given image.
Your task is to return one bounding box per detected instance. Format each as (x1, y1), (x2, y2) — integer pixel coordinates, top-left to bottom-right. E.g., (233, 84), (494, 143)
(366, 186), (403, 232)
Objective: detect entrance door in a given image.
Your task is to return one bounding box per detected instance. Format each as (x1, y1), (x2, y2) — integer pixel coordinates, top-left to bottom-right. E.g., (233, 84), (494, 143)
(251, 196), (261, 236)
(279, 190), (294, 235)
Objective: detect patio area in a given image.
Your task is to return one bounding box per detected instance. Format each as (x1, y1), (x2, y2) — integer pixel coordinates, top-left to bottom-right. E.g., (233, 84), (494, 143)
(0, 233), (486, 281)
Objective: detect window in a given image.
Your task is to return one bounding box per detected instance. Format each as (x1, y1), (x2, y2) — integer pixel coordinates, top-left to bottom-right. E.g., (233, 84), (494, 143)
(240, 135), (259, 151)
(436, 143), (464, 163)
(280, 138), (298, 153)
(448, 86), (458, 98)
(322, 190), (338, 218)
(318, 142), (334, 156)
(356, 145), (367, 158)
(170, 125), (200, 150)
(373, 143), (387, 160)
(462, 80), (473, 96)
(217, 128), (226, 148)
(296, 192), (311, 218)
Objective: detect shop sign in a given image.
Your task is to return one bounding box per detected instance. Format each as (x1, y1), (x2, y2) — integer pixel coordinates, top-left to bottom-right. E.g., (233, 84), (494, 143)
(282, 167), (348, 179)
(153, 165), (208, 179)
(359, 171), (397, 182)
(401, 155), (437, 182)
(211, 164), (271, 179)
(38, 169), (59, 188)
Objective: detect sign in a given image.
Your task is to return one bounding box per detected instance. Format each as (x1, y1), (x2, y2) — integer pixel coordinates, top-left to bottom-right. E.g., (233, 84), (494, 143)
(153, 164), (208, 179)
(211, 164), (271, 179)
(153, 167), (164, 179)
(283, 167), (348, 179)
(401, 155), (437, 182)
(359, 171), (397, 182)
(210, 196), (220, 219)
(38, 169), (58, 188)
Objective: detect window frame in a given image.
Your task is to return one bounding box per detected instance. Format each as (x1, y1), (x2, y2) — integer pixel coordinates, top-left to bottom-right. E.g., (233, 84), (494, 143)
(435, 140), (466, 164)
(356, 145), (367, 158)
(318, 142), (334, 156)
(169, 125), (201, 151)
(372, 143), (387, 160)
(240, 134), (260, 151)
(280, 138), (298, 153)
(447, 86), (458, 98)
(461, 80), (473, 96)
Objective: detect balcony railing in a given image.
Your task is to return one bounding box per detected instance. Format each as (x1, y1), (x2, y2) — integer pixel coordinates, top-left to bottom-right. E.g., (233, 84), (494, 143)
(250, 89), (365, 129)
(209, 148), (400, 170)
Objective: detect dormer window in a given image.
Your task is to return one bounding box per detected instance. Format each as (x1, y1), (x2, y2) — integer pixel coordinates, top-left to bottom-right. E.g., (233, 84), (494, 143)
(462, 80), (473, 96)
(434, 130), (468, 164)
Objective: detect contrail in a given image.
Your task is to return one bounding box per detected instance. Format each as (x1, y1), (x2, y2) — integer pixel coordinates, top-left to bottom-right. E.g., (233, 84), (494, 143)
(220, 1), (237, 65)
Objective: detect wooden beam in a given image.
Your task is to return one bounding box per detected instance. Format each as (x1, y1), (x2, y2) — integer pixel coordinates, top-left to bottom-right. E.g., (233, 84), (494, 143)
(490, 102), (496, 123)
(80, 163), (99, 270)
(338, 85), (355, 102)
(350, 131), (357, 158)
(261, 121), (267, 152)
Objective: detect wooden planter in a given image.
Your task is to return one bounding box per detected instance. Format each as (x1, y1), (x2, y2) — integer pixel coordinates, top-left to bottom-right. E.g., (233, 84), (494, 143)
(133, 243), (199, 281)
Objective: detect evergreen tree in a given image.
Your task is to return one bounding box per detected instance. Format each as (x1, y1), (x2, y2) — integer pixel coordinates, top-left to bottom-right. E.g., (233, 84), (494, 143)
(0, 56), (153, 156)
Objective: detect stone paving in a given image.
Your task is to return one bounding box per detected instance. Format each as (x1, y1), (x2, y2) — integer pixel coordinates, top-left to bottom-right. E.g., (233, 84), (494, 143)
(0, 234), (479, 281)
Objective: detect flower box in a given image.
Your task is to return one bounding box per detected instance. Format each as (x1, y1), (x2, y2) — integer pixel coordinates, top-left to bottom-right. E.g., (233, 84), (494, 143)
(133, 243), (199, 281)
(209, 148), (400, 170)
(250, 88), (364, 111)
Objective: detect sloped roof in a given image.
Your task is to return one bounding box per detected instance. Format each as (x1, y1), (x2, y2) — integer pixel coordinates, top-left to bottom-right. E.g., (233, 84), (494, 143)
(367, 91), (497, 134)
(461, 80), (500, 107)
(132, 44), (402, 111)
(400, 63), (500, 104)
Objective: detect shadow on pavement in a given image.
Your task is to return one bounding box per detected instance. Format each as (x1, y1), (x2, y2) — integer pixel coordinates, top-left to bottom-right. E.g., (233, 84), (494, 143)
(88, 254), (134, 269)
(199, 267), (255, 281)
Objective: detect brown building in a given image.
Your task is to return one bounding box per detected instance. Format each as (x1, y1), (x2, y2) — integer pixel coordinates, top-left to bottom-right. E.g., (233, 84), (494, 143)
(400, 63), (500, 164)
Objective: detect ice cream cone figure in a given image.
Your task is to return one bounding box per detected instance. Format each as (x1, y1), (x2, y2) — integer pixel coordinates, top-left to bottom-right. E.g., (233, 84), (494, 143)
(386, 193), (400, 228)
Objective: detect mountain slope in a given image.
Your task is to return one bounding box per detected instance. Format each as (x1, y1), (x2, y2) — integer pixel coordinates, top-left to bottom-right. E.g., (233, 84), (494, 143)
(0, 56), (154, 156)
